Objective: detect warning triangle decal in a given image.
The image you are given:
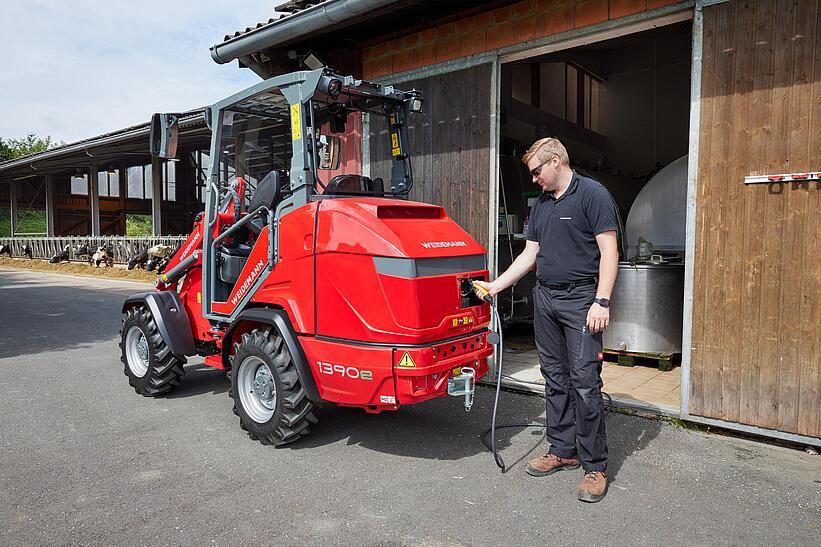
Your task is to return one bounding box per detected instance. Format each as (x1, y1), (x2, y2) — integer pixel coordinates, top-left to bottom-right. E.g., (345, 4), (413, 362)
(397, 351), (416, 368)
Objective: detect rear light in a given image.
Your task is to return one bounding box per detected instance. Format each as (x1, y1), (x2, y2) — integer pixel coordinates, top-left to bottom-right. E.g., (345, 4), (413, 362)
(431, 334), (486, 361)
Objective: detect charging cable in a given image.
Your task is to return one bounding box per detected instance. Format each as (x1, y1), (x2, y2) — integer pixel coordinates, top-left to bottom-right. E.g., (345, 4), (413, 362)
(474, 282), (542, 471)
(473, 281), (612, 473)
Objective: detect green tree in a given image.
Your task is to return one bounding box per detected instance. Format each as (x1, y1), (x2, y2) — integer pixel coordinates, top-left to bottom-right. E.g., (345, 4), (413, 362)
(0, 133), (57, 161)
(0, 138), (12, 162)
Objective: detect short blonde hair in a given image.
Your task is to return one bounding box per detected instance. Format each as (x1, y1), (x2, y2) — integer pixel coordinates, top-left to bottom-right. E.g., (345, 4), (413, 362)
(522, 137), (569, 166)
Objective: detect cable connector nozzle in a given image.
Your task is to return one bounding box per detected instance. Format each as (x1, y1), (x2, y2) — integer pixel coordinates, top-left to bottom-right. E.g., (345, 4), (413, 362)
(471, 280), (493, 303)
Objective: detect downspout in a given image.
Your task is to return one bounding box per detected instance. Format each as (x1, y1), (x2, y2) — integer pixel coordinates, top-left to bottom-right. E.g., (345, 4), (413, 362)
(210, 0), (404, 65)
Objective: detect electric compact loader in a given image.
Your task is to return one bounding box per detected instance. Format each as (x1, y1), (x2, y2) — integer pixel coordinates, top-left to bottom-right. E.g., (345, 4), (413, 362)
(120, 69), (493, 445)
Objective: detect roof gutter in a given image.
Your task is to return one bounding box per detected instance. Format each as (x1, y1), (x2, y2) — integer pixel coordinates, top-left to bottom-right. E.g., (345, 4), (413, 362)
(210, 0), (402, 65)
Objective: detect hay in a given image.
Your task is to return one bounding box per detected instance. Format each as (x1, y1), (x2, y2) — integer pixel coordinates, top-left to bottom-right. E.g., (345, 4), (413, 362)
(0, 256), (155, 284)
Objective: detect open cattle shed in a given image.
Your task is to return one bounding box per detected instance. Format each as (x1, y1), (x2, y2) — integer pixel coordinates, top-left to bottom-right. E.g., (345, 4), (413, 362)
(0, 111), (212, 237)
(211, 0), (820, 445)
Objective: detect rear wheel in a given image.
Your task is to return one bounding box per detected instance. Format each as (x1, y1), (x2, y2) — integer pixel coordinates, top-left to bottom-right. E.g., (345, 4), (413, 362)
(229, 327), (317, 446)
(119, 306), (185, 396)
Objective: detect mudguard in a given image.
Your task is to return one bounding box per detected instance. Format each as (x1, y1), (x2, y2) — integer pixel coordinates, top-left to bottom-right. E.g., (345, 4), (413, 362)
(122, 292), (196, 357)
(222, 308), (322, 403)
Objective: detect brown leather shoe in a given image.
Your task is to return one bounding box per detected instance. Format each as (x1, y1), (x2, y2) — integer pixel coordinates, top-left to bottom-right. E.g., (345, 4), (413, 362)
(526, 453), (581, 477)
(578, 471), (608, 503)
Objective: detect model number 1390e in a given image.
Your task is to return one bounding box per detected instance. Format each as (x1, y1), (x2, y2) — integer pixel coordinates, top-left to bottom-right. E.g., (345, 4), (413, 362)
(318, 361), (373, 381)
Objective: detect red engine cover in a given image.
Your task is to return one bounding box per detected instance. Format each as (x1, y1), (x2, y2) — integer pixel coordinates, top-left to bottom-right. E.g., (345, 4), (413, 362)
(314, 198), (490, 345)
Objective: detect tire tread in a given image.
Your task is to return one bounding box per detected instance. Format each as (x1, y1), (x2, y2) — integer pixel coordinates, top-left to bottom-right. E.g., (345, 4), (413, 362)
(229, 326), (316, 446)
(119, 306), (185, 397)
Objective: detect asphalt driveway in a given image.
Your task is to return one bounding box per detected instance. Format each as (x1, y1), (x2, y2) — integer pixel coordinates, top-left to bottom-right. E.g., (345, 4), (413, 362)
(0, 268), (818, 545)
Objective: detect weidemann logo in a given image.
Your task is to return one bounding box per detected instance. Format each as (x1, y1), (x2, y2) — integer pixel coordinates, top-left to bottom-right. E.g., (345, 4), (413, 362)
(230, 259), (265, 305)
(180, 230), (201, 260)
(420, 240), (467, 249)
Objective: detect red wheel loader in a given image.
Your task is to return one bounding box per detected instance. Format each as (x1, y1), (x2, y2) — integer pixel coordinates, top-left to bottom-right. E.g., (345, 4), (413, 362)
(119, 69), (493, 445)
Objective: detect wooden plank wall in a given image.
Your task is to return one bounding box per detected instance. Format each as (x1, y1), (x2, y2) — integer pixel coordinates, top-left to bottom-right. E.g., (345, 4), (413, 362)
(691, 0), (820, 438)
(369, 64), (492, 247)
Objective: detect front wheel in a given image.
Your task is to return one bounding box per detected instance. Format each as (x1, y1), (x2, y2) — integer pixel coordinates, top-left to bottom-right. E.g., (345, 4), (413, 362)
(229, 327), (317, 446)
(119, 306), (185, 396)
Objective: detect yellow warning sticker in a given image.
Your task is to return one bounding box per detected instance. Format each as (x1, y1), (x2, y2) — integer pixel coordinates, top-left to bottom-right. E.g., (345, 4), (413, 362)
(452, 316), (475, 327)
(291, 103), (302, 140)
(391, 132), (400, 157)
(397, 351), (416, 368)
(196, 292), (202, 304)
(452, 367), (462, 376)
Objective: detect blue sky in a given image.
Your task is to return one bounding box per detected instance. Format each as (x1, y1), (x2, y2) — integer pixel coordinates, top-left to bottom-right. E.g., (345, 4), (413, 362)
(0, 1), (278, 144)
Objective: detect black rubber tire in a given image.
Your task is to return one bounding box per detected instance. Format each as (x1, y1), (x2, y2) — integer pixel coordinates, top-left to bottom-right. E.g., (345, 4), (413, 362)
(229, 327), (317, 446)
(119, 305), (185, 396)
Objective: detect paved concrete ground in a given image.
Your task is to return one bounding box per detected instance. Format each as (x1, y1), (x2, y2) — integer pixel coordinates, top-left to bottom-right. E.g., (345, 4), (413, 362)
(0, 268), (818, 546)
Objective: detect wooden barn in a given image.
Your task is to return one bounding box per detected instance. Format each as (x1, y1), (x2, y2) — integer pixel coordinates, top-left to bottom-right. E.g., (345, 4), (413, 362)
(210, 0), (820, 445)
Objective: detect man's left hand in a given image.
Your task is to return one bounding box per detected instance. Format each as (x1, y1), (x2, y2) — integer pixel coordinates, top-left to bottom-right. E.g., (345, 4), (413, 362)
(586, 303), (609, 333)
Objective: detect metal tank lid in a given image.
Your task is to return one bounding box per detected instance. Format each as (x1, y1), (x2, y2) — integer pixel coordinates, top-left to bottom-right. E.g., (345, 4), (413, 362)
(625, 155), (688, 258)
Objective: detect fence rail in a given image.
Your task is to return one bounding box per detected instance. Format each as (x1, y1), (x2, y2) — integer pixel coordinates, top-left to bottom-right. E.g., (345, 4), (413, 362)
(0, 236), (188, 264)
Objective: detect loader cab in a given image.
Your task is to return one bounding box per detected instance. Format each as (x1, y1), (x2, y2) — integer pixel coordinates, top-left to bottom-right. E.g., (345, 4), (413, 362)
(200, 68), (423, 321)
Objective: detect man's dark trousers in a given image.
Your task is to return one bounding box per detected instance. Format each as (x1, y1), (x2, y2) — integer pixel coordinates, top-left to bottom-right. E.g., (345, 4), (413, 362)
(533, 282), (608, 472)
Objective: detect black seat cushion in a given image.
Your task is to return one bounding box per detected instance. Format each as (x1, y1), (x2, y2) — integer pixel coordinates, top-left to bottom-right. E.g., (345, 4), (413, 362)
(249, 171), (282, 213)
(221, 243), (252, 257)
(247, 171), (283, 236)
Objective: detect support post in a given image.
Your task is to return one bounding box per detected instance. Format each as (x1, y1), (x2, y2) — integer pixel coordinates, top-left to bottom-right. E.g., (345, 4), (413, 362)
(89, 166), (101, 236)
(681, 0), (704, 420)
(9, 180), (18, 236)
(45, 174), (55, 236)
(119, 162), (127, 235)
(151, 156), (163, 236)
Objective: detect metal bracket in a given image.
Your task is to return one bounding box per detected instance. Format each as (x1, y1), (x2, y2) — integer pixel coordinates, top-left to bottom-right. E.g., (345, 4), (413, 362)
(744, 172), (821, 185)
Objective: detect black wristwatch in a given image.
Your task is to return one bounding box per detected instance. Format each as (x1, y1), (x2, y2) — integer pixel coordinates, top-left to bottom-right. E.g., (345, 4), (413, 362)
(594, 297), (610, 308)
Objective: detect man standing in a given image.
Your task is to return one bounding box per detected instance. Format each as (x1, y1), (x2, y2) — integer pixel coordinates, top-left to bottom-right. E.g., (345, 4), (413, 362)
(476, 137), (618, 503)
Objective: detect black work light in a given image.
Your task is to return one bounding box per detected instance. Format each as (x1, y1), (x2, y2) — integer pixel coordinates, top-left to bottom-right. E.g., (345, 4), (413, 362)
(319, 75), (343, 99)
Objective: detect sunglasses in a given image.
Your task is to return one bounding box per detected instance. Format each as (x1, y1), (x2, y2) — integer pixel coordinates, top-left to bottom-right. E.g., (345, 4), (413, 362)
(529, 155), (556, 177)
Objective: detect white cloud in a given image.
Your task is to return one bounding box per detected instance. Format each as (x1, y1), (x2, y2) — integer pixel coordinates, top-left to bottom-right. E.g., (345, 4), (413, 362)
(0, 0), (279, 143)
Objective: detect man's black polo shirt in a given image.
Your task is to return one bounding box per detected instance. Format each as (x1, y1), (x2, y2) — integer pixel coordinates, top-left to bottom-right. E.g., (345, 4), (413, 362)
(526, 171), (618, 285)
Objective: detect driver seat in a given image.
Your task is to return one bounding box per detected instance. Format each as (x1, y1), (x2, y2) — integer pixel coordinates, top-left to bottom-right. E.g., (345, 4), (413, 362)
(217, 171), (283, 286)
(247, 170), (283, 235)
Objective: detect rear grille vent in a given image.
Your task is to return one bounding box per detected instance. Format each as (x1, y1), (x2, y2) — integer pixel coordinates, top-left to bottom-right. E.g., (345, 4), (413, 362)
(377, 205), (443, 219)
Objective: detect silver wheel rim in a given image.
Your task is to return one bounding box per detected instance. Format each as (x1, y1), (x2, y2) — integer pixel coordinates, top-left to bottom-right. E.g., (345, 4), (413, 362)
(238, 356), (276, 423)
(125, 326), (149, 378)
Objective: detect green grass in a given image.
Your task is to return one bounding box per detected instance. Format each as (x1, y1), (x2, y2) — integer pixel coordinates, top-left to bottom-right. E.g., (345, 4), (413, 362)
(0, 210), (152, 237)
(126, 214), (152, 236)
(0, 208), (46, 236)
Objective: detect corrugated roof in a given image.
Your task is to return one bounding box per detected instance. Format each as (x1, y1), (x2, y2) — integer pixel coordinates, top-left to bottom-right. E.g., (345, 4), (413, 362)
(0, 110), (206, 176)
(220, 1), (331, 44)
